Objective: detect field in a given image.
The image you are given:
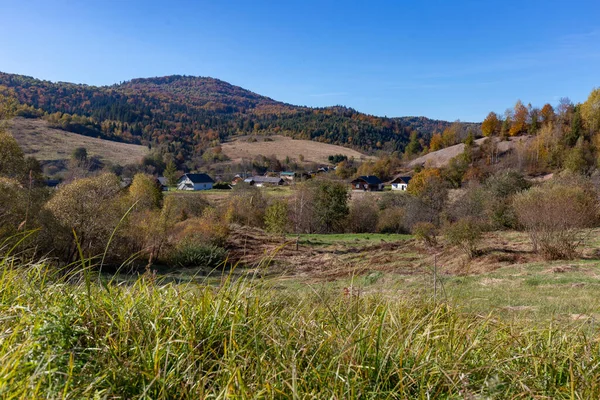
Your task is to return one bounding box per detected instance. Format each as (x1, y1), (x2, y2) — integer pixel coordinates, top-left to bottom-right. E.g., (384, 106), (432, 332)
(3, 225), (600, 397)
(221, 135), (375, 164)
(7, 117), (149, 164)
(4, 220), (600, 397)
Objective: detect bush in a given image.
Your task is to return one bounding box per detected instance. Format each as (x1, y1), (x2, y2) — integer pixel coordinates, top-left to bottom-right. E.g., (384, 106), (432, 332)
(348, 196), (379, 233)
(443, 218), (483, 258)
(264, 200), (289, 235)
(376, 207), (406, 233)
(172, 208), (230, 248)
(412, 222), (437, 246)
(513, 180), (598, 260)
(163, 194), (210, 222)
(170, 243), (228, 268)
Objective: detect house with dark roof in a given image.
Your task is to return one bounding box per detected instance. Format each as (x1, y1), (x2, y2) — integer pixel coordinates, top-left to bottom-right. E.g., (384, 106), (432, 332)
(350, 176), (383, 191)
(243, 176), (285, 187)
(388, 175), (411, 191)
(177, 173), (215, 191)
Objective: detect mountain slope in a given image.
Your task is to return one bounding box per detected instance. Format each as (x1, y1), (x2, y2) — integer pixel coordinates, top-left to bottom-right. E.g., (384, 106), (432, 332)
(0, 72), (469, 160)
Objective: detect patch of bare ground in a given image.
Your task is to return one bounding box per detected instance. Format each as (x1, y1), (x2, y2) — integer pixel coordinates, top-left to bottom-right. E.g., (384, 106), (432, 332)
(225, 226), (550, 282)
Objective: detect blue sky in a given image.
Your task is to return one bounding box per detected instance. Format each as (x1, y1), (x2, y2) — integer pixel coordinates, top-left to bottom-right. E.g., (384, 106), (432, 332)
(0, 0), (599, 121)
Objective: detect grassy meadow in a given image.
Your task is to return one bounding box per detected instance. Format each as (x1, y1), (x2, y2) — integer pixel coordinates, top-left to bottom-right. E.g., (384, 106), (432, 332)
(2, 245), (600, 398)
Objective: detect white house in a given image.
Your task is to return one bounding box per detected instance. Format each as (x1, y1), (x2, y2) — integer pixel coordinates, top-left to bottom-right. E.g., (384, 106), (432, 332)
(177, 173), (215, 191)
(389, 175), (411, 191)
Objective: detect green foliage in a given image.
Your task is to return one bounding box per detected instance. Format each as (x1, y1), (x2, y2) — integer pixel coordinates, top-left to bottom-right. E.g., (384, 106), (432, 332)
(443, 218), (483, 258)
(311, 180), (350, 233)
(264, 200), (289, 234)
(163, 160), (179, 186)
(328, 154), (348, 164)
(71, 147), (88, 163)
(128, 173), (163, 210)
(0, 130), (26, 180)
(2, 262), (600, 398)
(170, 243), (227, 268)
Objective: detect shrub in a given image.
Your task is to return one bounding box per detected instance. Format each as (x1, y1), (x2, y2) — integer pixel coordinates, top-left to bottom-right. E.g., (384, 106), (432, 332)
(348, 196), (379, 233)
(376, 207), (406, 233)
(163, 194), (210, 222)
(264, 200), (289, 235)
(224, 184), (267, 227)
(170, 243), (228, 268)
(172, 207), (230, 248)
(412, 222), (438, 246)
(443, 218), (483, 258)
(513, 180), (598, 260)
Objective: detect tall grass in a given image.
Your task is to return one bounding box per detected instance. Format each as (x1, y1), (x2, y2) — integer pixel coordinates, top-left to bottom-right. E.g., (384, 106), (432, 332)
(0, 256), (599, 398)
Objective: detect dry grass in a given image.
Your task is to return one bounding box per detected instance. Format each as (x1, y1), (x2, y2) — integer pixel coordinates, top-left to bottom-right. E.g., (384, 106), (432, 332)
(221, 135), (375, 164)
(8, 117), (148, 164)
(408, 136), (533, 168)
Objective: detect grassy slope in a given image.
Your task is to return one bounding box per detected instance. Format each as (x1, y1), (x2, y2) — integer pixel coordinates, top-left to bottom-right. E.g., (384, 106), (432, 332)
(8, 117), (148, 164)
(220, 135), (376, 165)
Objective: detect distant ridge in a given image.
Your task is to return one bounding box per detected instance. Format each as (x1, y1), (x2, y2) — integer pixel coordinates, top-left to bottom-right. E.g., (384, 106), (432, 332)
(0, 72), (478, 159)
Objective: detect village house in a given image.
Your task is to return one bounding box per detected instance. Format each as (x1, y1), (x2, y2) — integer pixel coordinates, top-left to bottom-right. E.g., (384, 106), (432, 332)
(244, 176), (285, 187)
(177, 173), (215, 191)
(350, 176), (384, 191)
(388, 175), (411, 191)
(279, 171), (296, 182)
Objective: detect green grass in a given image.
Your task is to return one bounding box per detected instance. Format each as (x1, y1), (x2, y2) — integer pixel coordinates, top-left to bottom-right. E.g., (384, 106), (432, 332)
(296, 233), (412, 246)
(2, 254), (600, 398)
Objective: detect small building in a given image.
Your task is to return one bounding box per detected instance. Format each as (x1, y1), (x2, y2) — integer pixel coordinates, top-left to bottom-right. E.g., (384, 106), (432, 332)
(177, 173), (215, 191)
(350, 176), (384, 191)
(280, 171), (296, 182)
(156, 177), (169, 191)
(244, 176), (285, 187)
(389, 175), (411, 191)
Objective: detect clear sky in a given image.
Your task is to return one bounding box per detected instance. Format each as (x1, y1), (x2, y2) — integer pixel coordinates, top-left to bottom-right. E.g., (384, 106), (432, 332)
(0, 0), (599, 121)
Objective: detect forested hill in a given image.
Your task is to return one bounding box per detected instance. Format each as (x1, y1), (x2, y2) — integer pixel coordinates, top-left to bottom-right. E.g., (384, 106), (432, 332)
(0, 72), (468, 159)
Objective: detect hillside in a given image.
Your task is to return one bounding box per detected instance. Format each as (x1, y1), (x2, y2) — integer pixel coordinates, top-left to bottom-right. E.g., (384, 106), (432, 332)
(8, 117), (148, 164)
(221, 135), (374, 165)
(0, 72), (467, 161)
(408, 136), (532, 168)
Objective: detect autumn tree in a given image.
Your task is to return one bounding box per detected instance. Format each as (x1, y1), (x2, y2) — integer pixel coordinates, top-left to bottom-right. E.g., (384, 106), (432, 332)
(540, 103), (555, 126)
(429, 133), (444, 151)
(128, 173), (163, 210)
(509, 100), (528, 136)
(481, 112), (500, 137)
(581, 88), (600, 135)
(0, 130), (26, 180)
